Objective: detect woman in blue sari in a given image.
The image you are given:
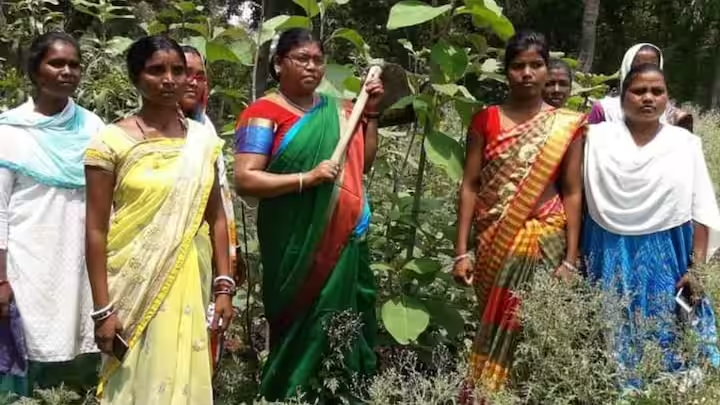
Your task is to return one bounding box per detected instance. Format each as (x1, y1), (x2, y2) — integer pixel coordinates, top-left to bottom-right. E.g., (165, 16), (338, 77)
(583, 63), (720, 388)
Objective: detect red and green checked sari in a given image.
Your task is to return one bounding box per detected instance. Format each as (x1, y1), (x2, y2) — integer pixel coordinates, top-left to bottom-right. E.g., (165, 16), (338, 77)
(235, 93), (376, 401)
(467, 106), (585, 393)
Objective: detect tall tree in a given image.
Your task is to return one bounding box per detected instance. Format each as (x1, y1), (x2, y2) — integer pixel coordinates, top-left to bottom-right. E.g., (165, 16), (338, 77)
(578, 0), (601, 72)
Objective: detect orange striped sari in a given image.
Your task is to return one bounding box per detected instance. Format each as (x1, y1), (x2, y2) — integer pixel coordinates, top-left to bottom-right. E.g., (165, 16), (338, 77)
(466, 107), (585, 394)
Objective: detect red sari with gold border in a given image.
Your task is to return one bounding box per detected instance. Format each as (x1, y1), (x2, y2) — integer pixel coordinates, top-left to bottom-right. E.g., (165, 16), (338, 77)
(465, 106), (585, 394)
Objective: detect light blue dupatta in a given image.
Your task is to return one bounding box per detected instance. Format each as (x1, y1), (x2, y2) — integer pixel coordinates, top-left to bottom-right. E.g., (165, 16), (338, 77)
(0, 99), (103, 188)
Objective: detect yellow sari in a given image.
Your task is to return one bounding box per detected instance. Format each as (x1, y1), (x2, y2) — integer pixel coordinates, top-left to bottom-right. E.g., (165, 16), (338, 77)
(85, 120), (221, 404)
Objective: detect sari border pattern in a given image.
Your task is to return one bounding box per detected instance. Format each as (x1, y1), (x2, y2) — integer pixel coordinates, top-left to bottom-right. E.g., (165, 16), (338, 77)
(474, 110), (585, 303)
(96, 143), (222, 398)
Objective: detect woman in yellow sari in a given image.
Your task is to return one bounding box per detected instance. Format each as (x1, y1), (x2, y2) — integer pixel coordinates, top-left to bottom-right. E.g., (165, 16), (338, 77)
(84, 35), (235, 404)
(453, 32), (585, 399)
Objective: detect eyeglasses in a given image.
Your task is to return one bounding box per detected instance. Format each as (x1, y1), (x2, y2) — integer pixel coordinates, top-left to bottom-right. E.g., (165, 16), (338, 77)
(286, 54), (326, 68)
(188, 73), (207, 83)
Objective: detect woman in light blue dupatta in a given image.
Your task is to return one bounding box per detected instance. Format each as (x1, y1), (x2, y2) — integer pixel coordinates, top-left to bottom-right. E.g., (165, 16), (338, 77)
(0, 32), (103, 397)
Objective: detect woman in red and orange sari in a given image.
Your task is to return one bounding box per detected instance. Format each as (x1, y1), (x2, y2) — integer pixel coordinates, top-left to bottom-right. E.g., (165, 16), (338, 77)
(453, 31), (586, 396)
(233, 28), (384, 401)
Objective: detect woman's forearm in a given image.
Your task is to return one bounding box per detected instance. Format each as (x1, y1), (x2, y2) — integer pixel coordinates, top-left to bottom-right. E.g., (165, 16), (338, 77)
(455, 186), (477, 256)
(86, 229), (111, 308)
(206, 175), (232, 278)
(693, 221), (709, 265)
(364, 119), (379, 173)
(234, 170), (308, 198)
(563, 192), (582, 263)
(85, 168), (115, 309)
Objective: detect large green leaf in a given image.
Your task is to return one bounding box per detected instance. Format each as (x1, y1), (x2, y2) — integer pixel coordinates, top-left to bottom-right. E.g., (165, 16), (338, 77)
(105, 36), (133, 56)
(316, 63), (355, 97)
(386, 1), (452, 31)
(458, 0), (514, 41)
(184, 22), (210, 38)
(293, 0), (321, 17)
(430, 41), (468, 83)
(381, 296), (430, 344)
(259, 15), (312, 45)
(403, 258), (442, 275)
(206, 41), (239, 64)
(185, 36), (207, 58)
(424, 299), (466, 338)
(454, 97), (481, 128)
(327, 28), (368, 54)
(229, 40), (255, 66)
(424, 131), (464, 181)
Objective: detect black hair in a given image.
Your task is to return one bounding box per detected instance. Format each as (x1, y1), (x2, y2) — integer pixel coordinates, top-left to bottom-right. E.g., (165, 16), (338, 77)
(548, 58), (573, 83)
(181, 45), (203, 59)
(27, 32), (81, 84)
(126, 35), (186, 85)
(620, 63), (664, 100)
(503, 31), (549, 73)
(270, 28), (323, 81)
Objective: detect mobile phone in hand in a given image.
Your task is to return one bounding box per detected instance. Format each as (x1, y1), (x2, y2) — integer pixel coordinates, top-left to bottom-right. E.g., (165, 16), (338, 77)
(113, 334), (129, 361)
(676, 287), (693, 314)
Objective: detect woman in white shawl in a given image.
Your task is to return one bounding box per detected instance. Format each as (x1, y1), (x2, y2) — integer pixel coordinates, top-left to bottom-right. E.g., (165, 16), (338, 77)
(588, 43), (692, 131)
(583, 63), (720, 387)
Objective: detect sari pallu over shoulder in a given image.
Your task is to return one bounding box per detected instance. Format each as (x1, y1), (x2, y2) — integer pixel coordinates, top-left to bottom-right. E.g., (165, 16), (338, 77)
(473, 109), (586, 304)
(257, 94), (367, 333)
(465, 108), (586, 394)
(87, 122), (222, 397)
(256, 94), (373, 400)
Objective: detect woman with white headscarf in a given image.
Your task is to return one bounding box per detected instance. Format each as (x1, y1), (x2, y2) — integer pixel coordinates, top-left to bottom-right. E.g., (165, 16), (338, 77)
(588, 43), (692, 131)
(586, 43), (720, 260)
(584, 63), (720, 387)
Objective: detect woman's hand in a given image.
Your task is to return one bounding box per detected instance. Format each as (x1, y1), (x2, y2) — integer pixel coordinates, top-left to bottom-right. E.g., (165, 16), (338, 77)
(94, 313), (123, 355)
(676, 272), (704, 304)
(452, 257), (474, 286)
(552, 265), (576, 283)
(306, 160), (340, 187)
(364, 78), (384, 112)
(0, 282), (13, 318)
(211, 294), (234, 333)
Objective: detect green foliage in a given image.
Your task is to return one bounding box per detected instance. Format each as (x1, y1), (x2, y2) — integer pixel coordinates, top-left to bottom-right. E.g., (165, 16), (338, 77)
(386, 1), (452, 31)
(3, 0), (720, 404)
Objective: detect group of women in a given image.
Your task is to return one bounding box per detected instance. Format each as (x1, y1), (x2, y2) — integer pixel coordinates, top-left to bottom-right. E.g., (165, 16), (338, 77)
(0, 28), (383, 404)
(0, 24), (717, 405)
(453, 32), (720, 400)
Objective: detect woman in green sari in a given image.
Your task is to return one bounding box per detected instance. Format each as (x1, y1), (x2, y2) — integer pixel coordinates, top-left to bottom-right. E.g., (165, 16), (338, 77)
(233, 28), (384, 401)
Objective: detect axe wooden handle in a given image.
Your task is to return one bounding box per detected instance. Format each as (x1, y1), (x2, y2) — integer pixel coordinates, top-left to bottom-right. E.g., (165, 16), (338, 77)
(330, 65), (383, 163)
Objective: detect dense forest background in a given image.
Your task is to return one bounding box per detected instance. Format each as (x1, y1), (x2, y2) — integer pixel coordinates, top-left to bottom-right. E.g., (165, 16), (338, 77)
(2, 1), (720, 404)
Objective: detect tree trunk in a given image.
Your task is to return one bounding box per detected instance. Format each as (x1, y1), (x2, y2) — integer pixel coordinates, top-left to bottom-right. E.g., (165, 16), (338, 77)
(577, 0), (601, 73)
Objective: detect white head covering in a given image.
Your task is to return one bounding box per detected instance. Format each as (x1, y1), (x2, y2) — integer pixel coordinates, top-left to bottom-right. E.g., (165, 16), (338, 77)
(619, 43), (664, 92)
(598, 43), (666, 123)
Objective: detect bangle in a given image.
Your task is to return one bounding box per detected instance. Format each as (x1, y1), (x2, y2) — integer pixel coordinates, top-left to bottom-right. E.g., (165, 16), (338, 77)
(364, 111), (380, 119)
(561, 260), (579, 272)
(298, 172), (304, 193)
(214, 275), (236, 289)
(214, 289), (234, 297)
(93, 308), (115, 322)
(454, 252), (472, 263)
(90, 303), (115, 321)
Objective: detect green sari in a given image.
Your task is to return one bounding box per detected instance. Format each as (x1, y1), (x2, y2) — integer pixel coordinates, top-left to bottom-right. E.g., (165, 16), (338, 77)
(254, 95), (376, 400)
